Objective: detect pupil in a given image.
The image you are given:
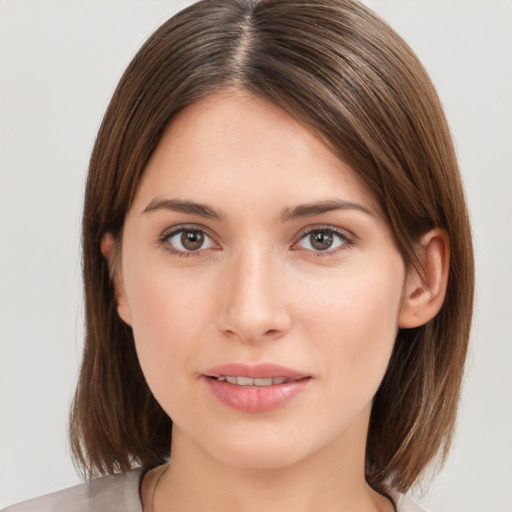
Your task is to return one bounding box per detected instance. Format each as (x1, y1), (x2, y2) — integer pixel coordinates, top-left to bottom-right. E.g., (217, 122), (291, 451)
(311, 231), (333, 250)
(181, 231), (204, 251)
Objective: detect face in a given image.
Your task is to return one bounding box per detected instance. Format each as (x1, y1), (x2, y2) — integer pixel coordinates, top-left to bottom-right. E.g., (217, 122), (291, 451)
(114, 90), (410, 470)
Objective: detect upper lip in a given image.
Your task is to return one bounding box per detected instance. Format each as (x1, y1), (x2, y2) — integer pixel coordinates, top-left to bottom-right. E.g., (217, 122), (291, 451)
(203, 363), (310, 380)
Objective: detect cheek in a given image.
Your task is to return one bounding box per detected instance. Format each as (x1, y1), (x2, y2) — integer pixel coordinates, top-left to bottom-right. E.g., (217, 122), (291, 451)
(125, 268), (216, 399)
(302, 262), (404, 397)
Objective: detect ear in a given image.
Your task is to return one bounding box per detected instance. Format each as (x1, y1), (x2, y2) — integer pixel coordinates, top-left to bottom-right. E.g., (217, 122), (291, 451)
(100, 232), (132, 326)
(399, 229), (450, 329)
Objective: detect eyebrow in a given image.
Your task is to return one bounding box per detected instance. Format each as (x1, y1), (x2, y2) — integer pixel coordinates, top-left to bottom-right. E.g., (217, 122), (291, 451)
(142, 198), (225, 220)
(142, 197), (373, 222)
(281, 199), (374, 222)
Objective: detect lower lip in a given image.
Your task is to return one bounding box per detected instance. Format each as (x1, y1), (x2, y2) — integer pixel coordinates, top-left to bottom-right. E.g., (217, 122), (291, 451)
(203, 377), (311, 413)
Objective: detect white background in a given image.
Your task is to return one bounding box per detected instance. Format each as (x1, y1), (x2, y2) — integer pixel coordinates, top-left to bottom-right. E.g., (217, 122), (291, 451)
(0, 1), (511, 510)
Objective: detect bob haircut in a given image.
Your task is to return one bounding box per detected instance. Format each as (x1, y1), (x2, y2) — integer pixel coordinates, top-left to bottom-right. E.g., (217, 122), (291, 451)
(71, 0), (474, 495)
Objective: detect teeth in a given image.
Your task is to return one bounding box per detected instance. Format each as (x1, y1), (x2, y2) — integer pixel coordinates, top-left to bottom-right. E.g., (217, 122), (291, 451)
(217, 376), (289, 386)
(253, 378), (273, 386)
(237, 376), (254, 386)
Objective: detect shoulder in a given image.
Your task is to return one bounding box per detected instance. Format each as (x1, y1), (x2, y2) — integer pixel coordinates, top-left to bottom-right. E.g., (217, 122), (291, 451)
(393, 491), (428, 512)
(2, 468), (144, 512)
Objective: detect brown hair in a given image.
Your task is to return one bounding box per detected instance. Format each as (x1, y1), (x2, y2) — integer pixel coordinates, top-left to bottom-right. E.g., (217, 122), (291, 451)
(71, 0), (474, 495)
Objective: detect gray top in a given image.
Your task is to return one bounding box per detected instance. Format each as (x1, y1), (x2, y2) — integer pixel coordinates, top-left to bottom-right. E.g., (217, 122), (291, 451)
(3, 470), (144, 512)
(3, 469), (426, 512)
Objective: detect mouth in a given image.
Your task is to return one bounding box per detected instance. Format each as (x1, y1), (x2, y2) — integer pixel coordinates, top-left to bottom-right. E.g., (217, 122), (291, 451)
(203, 362), (311, 383)
(207, 375), (306, 386)
(202, 363), (312, 413)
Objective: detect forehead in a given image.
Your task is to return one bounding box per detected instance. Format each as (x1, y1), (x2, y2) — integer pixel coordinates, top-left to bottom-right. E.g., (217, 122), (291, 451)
(132, 90), (378, 216)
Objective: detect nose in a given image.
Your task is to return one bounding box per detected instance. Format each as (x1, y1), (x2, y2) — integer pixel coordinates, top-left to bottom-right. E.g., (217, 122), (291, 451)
(216, 249), (292, 343)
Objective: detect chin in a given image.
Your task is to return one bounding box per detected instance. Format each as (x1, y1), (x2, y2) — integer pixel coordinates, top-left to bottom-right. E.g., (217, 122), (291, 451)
(211, 441), (308, 470)
(194, 422), (328, 471)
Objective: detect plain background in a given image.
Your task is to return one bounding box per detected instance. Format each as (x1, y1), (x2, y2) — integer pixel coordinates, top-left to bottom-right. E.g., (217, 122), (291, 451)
(0, 0), (511, 510)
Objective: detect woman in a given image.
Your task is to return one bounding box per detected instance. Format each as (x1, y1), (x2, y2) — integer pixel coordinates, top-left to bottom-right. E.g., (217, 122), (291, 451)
(4, 0), (474, 510)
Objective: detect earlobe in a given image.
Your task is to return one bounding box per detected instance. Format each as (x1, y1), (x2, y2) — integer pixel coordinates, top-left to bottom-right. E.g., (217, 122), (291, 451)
(399, 229), (450, 329)
(100, 232), (132, 326)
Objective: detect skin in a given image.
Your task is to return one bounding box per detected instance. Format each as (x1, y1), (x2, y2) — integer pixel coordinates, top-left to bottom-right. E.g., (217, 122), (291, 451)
(104, 90), (449, 512)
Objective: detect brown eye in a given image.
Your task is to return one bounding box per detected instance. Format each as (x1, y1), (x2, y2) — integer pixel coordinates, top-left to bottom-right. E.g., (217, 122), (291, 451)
(296, 228), (348, 253)
(165, 228), (216, 254)
(310, 231), (334, 250)
(181, 230), (204, 251)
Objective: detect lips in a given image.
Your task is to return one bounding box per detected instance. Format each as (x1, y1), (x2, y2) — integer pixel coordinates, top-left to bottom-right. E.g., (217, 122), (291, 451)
(202, 363), (311, 413)
(204, 363), (309, 380)
(215, 376), (289, 386)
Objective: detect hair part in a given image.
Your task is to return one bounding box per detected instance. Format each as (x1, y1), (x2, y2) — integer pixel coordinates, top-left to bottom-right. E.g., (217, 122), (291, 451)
(71, 0), (474, 494)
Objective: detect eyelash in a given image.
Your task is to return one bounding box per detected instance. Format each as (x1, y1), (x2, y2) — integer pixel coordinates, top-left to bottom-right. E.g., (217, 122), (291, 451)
(159, 225), (354, 258)
(291, 226), (354, 257)
(159, 225), (218, 258)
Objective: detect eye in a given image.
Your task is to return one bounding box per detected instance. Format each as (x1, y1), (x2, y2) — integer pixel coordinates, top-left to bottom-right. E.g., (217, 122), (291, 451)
(295, 228), (350, 254)
(163, 228), (217, 255)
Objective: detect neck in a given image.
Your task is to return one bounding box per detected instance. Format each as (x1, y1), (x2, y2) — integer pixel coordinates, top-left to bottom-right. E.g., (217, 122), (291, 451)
(149, 419), (392, 512)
